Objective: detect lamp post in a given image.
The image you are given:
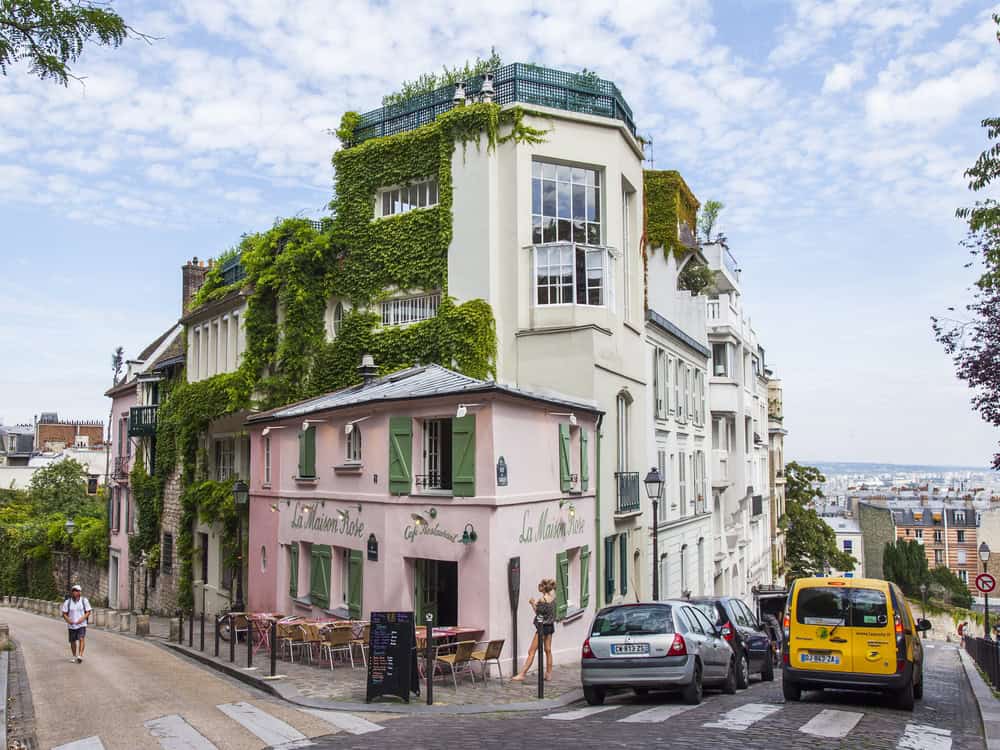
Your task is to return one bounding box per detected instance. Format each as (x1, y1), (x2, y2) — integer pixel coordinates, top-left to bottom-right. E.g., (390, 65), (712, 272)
(644, 467), (664, 600)
(232, 480), (249, 613)
(920, 582), (929, 639)
(980, 542), (991, 639)
(64, 519), (76, 595)
(140, 550), (149, 614)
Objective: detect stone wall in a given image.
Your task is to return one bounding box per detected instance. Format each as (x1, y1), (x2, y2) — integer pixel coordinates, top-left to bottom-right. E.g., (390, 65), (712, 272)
(52, 552), (108, 606)
(144, 468), (183, 615)
(858, 501), (895, 579)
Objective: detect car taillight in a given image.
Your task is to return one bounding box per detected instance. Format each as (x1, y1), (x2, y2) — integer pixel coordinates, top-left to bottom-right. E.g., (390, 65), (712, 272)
(721, 623), (734, 641)
(582, 639), (595, 659)
(894, 614), (904, 636)
(783, 613), (790, 640)
(670, 633), (688, 656)
(782, 647), (790, 666)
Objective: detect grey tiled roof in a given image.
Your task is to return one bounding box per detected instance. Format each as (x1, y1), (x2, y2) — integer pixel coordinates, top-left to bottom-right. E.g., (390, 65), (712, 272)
(248, 364), (600, 422)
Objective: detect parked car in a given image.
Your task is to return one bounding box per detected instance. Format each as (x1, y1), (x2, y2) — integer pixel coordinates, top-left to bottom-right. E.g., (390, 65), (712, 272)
(688, 596), (776, 688)
(782, 576), (931, 710)
(581, 601), (736, 706)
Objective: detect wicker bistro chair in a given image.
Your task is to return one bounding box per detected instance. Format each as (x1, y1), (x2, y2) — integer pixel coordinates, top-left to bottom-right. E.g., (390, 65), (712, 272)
(321, 626), (355, 669)
(351, 624), (370, 669)
(277, 622), (310, 663)
(300, 623), (325, 664)
(470, 639), (505, 681)
(435, 640), (478, 688)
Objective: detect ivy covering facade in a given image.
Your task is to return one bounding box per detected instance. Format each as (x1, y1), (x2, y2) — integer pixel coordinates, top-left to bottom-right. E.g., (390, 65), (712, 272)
(643, 170), (700, 259)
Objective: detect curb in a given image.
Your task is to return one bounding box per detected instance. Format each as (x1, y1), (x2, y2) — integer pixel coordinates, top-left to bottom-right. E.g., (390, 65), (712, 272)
(959, 648), (1000, 750)
(1, 649), (8, 750)
(162, 641), (583, 715)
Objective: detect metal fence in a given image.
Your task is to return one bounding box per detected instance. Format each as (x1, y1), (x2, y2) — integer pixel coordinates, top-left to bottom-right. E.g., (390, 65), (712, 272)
(965, 637), (1000, 689)
(615, 472), (641, 514)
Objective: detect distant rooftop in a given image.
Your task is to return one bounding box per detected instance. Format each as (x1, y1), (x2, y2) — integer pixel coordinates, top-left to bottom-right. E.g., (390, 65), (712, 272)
(354, 63), (636, 145)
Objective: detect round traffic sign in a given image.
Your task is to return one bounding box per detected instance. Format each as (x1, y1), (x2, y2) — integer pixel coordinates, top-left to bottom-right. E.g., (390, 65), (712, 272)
(976, 572), (996, 594)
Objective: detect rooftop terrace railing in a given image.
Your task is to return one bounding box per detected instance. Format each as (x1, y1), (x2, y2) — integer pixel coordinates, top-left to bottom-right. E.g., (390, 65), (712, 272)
(354, 63), (636, 144)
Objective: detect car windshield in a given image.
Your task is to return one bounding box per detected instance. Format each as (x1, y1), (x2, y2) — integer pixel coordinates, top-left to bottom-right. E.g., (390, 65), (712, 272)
(796, 587), (888, 628)
(592, 605), (674, 636)
(690, 603), (720, 624)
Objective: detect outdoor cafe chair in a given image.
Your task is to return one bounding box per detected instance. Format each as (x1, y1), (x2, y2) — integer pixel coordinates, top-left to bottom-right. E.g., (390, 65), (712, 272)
(434, 640), (478, 688)
(301, 623), (325, 663)
(351, 624), (370, 669)
(470, 639), (505, 681)
(321, 626), (355, 669)
(277, 622), (310, 663)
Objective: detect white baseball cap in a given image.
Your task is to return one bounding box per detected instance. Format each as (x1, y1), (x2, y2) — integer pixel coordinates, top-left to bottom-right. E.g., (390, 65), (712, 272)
(71, 585), (81, 591)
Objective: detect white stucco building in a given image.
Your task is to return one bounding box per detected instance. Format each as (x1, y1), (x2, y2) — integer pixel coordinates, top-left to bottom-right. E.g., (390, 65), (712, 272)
(821, 515), (865, 577)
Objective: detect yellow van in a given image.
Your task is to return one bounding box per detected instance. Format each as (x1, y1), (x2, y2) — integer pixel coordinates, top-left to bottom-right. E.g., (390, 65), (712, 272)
(782, 577), (931, 710)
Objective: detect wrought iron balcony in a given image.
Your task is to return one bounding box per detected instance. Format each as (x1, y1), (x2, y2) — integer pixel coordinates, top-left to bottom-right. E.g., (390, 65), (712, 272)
(615, 472), (641, 514)
(354, 63), (636, 145)
(128, 405), (158, 437)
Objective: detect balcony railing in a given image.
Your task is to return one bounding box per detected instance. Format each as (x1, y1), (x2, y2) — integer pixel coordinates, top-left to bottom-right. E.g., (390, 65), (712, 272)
(354, 63), (636, 145)
(615, 472), (641, 514)
(723, 246), (739, 278)
(112, 455), (130, 481)
(128, 405), (158, 437)
(219, 254), (246, 287)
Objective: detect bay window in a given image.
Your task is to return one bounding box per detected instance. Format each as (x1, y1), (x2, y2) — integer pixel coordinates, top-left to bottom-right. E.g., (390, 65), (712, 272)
(534, 243), (612, 306)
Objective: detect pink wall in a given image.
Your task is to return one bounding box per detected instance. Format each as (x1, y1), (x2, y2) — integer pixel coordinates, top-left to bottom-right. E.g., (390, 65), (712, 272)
(107, 386), (136, 610)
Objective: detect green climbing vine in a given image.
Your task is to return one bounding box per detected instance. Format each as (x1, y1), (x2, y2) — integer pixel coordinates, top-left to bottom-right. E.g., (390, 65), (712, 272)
(643, 170), (700, 259)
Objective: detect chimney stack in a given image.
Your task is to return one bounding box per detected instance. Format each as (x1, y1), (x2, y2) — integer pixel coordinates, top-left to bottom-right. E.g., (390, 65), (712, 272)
(358, 354), (378, 386)
(182, 256), (208, 314)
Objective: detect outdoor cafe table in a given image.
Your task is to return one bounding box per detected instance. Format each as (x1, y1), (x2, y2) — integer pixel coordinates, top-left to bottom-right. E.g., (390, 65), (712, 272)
(247, 613), (284, 655)
(414, 626), (485, 677)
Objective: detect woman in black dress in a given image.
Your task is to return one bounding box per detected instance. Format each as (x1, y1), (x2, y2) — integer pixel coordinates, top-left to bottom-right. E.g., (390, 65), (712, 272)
(512, 578), (557, 682)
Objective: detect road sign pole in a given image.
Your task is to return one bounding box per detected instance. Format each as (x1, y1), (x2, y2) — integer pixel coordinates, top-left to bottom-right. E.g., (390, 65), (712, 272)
(976, 572), (997, 639)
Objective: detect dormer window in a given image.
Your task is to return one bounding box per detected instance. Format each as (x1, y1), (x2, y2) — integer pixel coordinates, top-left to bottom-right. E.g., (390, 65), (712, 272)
(376, 178), (439, 218)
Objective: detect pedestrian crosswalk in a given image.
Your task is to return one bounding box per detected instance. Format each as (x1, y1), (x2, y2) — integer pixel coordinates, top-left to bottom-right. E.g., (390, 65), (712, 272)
(541, 701), (953, 748)
(49, 702), (385, 749)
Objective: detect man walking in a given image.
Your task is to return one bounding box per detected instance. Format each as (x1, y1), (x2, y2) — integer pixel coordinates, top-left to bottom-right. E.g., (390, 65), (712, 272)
(61, 584), (91, 663)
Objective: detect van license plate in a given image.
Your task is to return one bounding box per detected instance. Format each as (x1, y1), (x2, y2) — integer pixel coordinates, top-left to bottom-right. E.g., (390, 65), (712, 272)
(801, 653), (839, 664)
(612, 643), (650, 655)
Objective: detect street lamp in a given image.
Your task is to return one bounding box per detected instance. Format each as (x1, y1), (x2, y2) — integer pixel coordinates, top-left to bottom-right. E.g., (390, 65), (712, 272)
(232, 480), (249, 613)
(64, 519), (76, 595)
(920, 582), (929, 639)
(644, 467), (664, 600)
(981, 542), (991, 639)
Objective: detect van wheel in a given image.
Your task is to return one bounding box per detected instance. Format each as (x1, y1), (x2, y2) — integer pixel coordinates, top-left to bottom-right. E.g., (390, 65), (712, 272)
(723, 659), (738, 694)
(895, 680), (915, 711)
(584, 687), (606, 706)
(782, 679), (801, 702)
(762, 655), (775, 682)
(737, 653), (751, 689)
(682, 662), (703, 705)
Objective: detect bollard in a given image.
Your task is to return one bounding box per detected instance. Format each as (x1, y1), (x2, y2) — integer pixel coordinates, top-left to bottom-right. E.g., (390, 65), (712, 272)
(215, 614), (221, 658)
(120, 612), (132, 633)
(135, 614), (150, 637)
(189, 610), (194, 647)
(229, 614), (235, 663)
(94, 609), (104, 628)
(425, 612), (434, 706)
(178, 610), (184, 644)
(200, 611), (205, 652)
(247, 619), (253, 669)
(169, 617), (180, 642)
(536, 614), (545, 700)
(270, 618), (277, 677)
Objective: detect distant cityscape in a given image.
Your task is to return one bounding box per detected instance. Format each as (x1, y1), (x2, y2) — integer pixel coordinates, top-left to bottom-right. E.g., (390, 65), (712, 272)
(804, 461), (1000, 497)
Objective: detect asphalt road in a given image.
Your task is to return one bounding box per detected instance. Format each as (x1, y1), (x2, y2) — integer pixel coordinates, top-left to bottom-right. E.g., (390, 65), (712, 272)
(4, 608), (392, 749)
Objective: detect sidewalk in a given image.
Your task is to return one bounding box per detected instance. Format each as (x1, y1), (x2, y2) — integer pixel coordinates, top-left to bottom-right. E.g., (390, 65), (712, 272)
(959, 646), (1000, 750)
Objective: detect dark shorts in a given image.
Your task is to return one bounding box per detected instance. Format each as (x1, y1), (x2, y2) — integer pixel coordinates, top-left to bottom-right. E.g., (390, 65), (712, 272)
(542, 623), (555, 636)
(68, 627), (86, 644)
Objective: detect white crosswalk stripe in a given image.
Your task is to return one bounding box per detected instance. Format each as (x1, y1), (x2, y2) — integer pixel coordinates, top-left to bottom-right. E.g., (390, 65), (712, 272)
(702, 702), (782, 731)
(297, 708), (385, 735)
(217, 702), (314, 748)
(798, 709), (865, 738)
(145, 714), (219, 749)
(619, 702), (705, 723)
(897, 723), (952, 750)
(544, 705), (620, 720)
(52, 738), (106, 750)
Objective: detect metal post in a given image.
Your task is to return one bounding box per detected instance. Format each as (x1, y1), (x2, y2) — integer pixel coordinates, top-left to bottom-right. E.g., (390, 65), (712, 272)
(425, 612), (434, 706)
(143, 566), (148, 614)
(233, 518), (245, 613)
(247, 618), (253, 669)
(270, 618), (277, 677)
(536, 614), (545, 699)
(652, 496), (660, 600)
(215, 614), (221, 657)
(229, 614), (235, 663)
(200, 611), (205, 651)
(188, 610), (194, 647)
(178, 610), (183, 644)
(987, 561), (991, 640)
(65, 551), (71, 596)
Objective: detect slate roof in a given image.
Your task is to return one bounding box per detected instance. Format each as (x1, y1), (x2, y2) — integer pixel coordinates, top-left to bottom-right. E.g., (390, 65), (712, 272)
(248, 364), (601, 423)
(892, 507), (977, 528)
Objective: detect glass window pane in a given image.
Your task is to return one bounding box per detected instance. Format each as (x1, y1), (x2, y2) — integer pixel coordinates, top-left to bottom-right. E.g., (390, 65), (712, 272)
(543, 218), (557, 243)
(573, 220), (586, 243)
(418, 182), (427, 207)
(587, 222), (600, 245)
(573, 183), (586, 220)
(532, 216), (543, 244)
(428, 179), (438, 205)
(382, 192), (390, 216)
(543, 180), (556, 216)
(410, 184), (419, 207)
(572, 167), (587, 183)
(557, 164), (572, 182)
(537, 286), (549, 305)
(575, 248), (586, 303)
(557, 182), (571, 218)
(542, 162), (557, 180)
(586, 169), (596, 186)
(532, 179), (541, 214)
(593, 170), (601, 187)
(558, 219), (572, 242)
(532, 161), (543, 179)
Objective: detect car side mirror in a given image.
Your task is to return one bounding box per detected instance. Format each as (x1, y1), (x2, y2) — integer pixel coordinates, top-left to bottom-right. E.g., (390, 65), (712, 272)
(714, 625), (724, 638)
(916, 619), (932, 632)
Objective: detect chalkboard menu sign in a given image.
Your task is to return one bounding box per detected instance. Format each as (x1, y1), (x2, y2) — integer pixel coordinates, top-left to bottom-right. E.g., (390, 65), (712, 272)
(366, 611), (420, 703)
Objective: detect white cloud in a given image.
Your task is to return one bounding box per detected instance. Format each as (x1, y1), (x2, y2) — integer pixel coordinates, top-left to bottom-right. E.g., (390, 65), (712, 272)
(822, 59), (865, 93)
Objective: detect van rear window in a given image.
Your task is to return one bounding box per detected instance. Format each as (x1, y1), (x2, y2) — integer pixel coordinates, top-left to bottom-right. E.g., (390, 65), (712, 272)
(592, 605), (674, 636)
(796, 587), (888, 628)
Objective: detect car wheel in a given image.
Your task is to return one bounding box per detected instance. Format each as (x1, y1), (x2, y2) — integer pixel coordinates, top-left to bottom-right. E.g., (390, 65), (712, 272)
(583, 686), (606, 706)
(682, 662), (703, 705)
(737, 652), (751, 689)
(914, 666), (924, 700)
(782, 678), (801, 702)
(723, 659), (737, 695)
(761, 653), (775, 682)
(895, 679), (915, 711)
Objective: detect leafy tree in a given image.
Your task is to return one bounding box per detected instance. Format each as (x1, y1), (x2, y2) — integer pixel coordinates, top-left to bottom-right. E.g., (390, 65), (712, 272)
(882, 539), (930, 596)
(699, 199), (724, 242)
(779, 462), (855, 582)
(0, 0), (145, 85)
(929, 565), (973, 609)
(678, 262), (715, 295)
(27, 458), (88, 515)
(381, 47), (502, 107)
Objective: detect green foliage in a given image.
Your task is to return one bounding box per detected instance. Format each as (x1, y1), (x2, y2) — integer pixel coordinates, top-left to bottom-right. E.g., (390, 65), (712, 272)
(0, 0), (134, 85)
(28, 459), (88, 515)
(130, 451), (160, 559)
(643, 170), (700, 259)
(699, 199), (724, 242)
(381, 47), (502, 108)
(335, 111), (363, 148)
(189, 246), (242, 308)
(883, 539), (931, 596)
(678, 262), (715, 295)
(780, 462), (855, 582)
(929, 564), (973, 609)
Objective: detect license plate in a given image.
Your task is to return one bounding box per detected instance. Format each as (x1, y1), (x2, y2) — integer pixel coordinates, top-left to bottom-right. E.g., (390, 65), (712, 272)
(801, 653), (839, 664)
(612, 643), (650, 655)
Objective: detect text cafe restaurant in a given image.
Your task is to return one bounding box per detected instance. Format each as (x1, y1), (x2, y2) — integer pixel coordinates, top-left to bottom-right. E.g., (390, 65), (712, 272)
(245, 361), (602, 665)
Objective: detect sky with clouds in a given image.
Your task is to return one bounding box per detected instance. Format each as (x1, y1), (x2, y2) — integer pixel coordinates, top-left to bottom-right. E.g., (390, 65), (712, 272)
(1, 0), (998, 467)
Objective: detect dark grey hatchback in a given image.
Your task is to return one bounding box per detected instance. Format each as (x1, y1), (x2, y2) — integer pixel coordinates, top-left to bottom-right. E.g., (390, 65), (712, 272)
(688, 596), (776, 689)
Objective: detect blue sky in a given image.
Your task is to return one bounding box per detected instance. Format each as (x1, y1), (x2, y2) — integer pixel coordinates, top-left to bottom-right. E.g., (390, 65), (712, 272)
(1, 0), (998, 466)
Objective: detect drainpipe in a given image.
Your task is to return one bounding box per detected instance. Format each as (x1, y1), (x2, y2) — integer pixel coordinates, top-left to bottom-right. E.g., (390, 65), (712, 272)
(595, 413), (604, 608)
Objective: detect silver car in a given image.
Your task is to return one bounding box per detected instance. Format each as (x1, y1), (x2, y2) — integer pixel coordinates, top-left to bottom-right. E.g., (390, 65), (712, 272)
(580, 601), (736, 705)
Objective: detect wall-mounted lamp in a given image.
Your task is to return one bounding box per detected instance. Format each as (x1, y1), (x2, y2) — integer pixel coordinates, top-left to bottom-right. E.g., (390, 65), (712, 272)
(301, 418), (326, 432)
(410, 507), (438, 527)
(559, 498), (576, 517)
(269, 503), (279, 513)
(548, 412), (578, 426)
(455, 403), (482, 419)
(344, 415), (371, 436)
(261, 426), (287, 437)
(460, 523), (478, 545)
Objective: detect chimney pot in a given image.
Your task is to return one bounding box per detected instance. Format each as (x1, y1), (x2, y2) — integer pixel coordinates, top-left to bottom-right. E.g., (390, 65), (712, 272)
(357, 354), (378, 386)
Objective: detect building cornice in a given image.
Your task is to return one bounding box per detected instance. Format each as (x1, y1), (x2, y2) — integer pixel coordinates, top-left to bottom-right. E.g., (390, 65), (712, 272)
(645, 308), (711, 359)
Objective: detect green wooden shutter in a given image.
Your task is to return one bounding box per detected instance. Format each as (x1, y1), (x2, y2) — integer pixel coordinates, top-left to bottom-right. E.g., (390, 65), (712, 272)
(555, 551), (569, 620)
(298, 427), (316, 478)
(310, 544), (330, 609)
(451, 414), (476, 497)
(619, 533), (628, 596)
(604, 536), (615, 603)
(348, 549), (363, 619)
(559, 423), (572, 492)
(580, 429), (589, 491)
(288, 544), (299, 597)
(580, 545), (591, 609)
(388, 416), (413, 495)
